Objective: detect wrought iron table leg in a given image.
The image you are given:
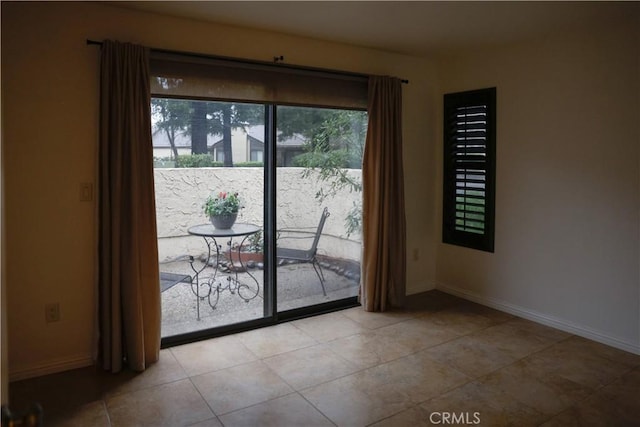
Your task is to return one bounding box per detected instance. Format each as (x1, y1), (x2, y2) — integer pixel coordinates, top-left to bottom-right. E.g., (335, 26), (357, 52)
(189, 237), (219, 320)
(205, 235), (260, 309)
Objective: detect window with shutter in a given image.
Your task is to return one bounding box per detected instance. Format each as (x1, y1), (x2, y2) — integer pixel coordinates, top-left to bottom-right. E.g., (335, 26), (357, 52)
(443, 87), (496, 252)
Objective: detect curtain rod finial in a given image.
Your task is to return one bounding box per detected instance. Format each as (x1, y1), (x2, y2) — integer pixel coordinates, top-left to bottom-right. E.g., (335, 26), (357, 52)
(274, 55), (284, 63)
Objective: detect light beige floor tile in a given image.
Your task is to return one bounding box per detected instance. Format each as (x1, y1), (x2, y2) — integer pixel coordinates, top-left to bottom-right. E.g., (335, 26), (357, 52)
(372, 405), (489, 427)
(15, 292), (639, 427)
(552, 335), (640, 368)
(403, 290), (463, 314)
(219, 393), (333, 427)
(539, 412), (595, 427)
(291, 311), (368, 342)
(376, 318), (461, 352)
(420, 308), (498, 336)
(501, 317), (571, 341)
(237, 322), (317, 358)
(326, 330), (414, 369)
(301, 372), (412, 426)
(424, 335), (518, 378)
(106, 378), (213, 427)
(191, 360), (293, 415)
(187, 417), (224, 427)
(538, 412), (584, 427)
(477, 359), (592, 416)
(104, 349), (189, 396)
(48, 401), (110, 427)
(9, 366), (105, 416)
(470, 321), (563, 359)
(302, 352), (469, 426)
(341, 306), (415, 329)
(524, 340), (633, 390)
(420, 380), (546, 427)
(595, 367), (640, 419)
(263, 343), (359, 390)
(452, 300), (516, 323)
(540, 392), (637, 427)
(369, 352), (470, 404)
(170, 334), (257, 376)
(370, 405), (433, 427)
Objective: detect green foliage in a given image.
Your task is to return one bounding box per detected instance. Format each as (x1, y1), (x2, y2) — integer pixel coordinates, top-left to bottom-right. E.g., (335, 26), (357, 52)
(203, 102), (263, 136)
(234, 162), (264, 167)
(279, 108), (366, 169)
(297, 150), (362, 205)
(203, 191), (241, 216)
(284, 108), (367, 238)
(345, 202), (362, 238)
(175, 154), (222, 168)
(153, 157), (176, 168)
(246, 230), (263, 253)
(151, 97), (264, 162)
(292, 149), (349, 168)
(170, 156), (263, 168)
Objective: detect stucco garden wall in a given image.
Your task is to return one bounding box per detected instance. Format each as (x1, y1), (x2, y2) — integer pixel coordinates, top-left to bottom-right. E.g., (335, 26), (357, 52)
(154, 167), (362, 262)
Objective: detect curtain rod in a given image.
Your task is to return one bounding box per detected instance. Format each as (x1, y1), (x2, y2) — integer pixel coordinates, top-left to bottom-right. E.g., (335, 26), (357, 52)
(86, 39), (409, 84)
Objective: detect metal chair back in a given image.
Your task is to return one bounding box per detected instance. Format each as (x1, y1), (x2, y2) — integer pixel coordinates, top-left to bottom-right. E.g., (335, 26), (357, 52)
(309, 207), (331, 255)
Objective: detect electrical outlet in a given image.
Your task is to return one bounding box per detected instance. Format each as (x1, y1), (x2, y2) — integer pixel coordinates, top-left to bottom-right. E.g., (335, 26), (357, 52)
(45, 303), (60, 323)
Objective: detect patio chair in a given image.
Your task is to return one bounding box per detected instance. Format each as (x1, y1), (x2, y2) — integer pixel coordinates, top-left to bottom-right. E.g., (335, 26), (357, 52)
(276, 207), (330, 296)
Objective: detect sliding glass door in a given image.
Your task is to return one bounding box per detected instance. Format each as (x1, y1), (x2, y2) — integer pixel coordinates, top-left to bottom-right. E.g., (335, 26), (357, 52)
(154, 100), (365, 342)
(153, 99), (268, 339)
(275, 106), (364, 313)
(150, 53), (368, 344)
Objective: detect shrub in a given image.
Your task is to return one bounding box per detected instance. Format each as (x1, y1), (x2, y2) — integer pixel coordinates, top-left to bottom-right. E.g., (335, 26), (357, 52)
(235, 161), (264, 167)
(175, 154), (222, 168)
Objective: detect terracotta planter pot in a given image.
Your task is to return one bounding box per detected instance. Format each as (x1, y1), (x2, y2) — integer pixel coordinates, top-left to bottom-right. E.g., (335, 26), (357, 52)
(229, 251), (264, 265)
(224, 251), (263, 272)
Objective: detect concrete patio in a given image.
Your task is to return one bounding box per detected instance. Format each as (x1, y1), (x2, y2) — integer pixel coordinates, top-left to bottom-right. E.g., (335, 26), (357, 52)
(160, 257), (360, 338)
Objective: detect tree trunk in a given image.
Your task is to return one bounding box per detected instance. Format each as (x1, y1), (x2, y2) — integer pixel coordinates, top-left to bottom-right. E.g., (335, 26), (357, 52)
(190, 101), (208, 154)
(222, 104), (233, 167)
(167, 128), (179, 160)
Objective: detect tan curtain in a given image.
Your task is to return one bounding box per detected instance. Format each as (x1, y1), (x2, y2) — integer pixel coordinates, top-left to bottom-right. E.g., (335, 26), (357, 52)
(361, 76), (406, 311)
(98, 40), (161, 372)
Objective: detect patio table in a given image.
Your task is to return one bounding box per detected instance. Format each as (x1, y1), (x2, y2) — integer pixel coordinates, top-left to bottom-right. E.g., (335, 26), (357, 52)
(188, 223), (261, 320)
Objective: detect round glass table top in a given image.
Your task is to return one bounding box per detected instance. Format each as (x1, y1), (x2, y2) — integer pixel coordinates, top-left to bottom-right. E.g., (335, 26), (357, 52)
(187, 223), (261, 238)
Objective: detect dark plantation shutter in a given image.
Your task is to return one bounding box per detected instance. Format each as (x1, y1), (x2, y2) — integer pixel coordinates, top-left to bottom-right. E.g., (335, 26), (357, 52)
(452, 104), (487, 234)
(443, 88), (496, 252)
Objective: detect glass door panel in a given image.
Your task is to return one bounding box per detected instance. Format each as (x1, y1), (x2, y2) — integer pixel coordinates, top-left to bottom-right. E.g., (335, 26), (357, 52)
(152, 98), (268, 339)
(275, 106), (366, 312)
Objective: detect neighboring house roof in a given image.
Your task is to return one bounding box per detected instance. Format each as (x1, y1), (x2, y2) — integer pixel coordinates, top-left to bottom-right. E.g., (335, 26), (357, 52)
(151, 129), (214, 148)
(246, 125), (307, 147)
(152, 125), (307, 148)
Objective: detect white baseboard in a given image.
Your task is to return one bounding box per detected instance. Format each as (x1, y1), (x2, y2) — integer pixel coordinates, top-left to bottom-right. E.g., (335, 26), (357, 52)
(436, 282), (640, 356)
(9, 354), (93, 382)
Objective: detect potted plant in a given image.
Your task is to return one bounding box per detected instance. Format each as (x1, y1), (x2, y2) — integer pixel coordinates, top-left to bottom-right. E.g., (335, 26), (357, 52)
(229, 230), (264, 266)
(203, 191), (240, 229)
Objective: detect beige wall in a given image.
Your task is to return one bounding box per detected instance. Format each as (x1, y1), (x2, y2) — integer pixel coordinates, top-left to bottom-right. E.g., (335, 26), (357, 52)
(1, 2), (437, 379)
(436, 24), (640, 353)
(6, 1), (636, 383)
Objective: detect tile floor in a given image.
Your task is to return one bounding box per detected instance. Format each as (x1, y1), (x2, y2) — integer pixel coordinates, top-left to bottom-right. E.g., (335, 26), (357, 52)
(8, 291), (640, 426)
